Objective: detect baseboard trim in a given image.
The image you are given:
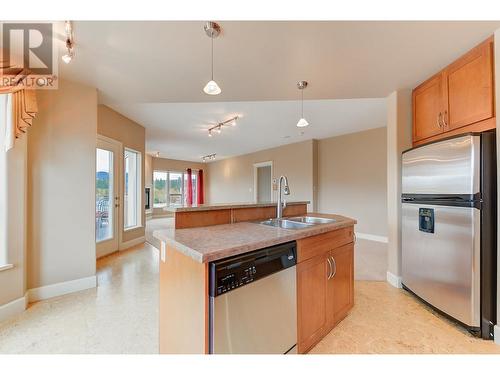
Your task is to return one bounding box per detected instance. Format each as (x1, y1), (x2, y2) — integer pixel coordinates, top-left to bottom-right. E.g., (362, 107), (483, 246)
(0, 292), (28, 322)
(355, 232), (388, 243)
(386, 271), (402, 288)
(27, 275), (97, 303)
(119, 236), (145, 251)
(495, 325), (500, 345)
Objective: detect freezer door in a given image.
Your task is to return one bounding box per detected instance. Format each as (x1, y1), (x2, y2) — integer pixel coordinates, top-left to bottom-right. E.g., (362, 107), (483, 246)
(402, 135), (480, 195)
(401, 203), (480, 327)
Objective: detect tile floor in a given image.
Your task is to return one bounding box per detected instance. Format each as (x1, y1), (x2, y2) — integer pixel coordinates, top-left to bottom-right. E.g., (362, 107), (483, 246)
(0, 242), (499, 354)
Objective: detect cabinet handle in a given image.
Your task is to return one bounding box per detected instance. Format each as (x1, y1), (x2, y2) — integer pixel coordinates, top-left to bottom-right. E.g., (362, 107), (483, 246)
(326, 257), (333, 280)
(331, 257), (337, 278)
(437, 112), (443, 128)
(443, 110), (448, 127)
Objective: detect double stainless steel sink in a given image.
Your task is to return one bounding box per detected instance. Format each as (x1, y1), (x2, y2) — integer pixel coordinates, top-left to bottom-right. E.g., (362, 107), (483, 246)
(259, 216), (336, 230)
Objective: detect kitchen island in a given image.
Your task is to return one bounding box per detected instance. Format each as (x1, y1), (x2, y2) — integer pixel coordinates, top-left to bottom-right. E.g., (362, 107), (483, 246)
(154, 209), (356, 354)
(163, 201), (309, 228)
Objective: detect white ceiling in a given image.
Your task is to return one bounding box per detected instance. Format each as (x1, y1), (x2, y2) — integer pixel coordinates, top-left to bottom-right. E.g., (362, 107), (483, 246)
(108, 98), (387, 161)
(53, 21), (500, 160)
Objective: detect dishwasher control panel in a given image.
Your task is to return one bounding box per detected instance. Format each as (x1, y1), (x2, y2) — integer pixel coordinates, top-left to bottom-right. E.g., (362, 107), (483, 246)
(209, 241), (297, 297)
(216, 265), (257, 295)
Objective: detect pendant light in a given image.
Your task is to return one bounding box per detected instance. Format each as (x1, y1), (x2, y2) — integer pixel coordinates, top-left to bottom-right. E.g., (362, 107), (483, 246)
(296, 81), (309, 127)
(203, 22), (222, 95)
(62, 21), (75, 64)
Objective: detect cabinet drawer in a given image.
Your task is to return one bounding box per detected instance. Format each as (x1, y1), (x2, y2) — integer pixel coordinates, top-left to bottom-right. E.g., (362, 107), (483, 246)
(297, 226), (354, 263)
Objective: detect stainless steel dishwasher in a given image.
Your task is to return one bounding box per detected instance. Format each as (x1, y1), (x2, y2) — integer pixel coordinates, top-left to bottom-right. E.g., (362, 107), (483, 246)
(208, 241), (297, 354)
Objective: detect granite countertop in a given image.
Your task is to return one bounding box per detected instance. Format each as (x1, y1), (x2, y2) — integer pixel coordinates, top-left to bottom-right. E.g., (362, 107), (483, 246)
(153, 213), (356, 263)
(163, 201), (309, 212)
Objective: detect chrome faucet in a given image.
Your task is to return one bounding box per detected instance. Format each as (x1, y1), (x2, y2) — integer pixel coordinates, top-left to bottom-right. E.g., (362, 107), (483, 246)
(277, 176), (290, 219)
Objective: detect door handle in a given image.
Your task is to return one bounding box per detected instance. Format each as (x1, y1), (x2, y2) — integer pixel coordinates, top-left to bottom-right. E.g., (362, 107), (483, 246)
(326, 257), (333, 280)
(331, 257), (337, 278)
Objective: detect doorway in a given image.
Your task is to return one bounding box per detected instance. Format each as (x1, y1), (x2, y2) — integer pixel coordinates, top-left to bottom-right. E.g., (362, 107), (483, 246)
(96, 136), (122, 258)
(254, 161), (273, 203)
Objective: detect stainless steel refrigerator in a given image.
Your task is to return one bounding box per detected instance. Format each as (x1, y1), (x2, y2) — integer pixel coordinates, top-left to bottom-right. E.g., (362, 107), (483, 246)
(401, 131), (497, 339)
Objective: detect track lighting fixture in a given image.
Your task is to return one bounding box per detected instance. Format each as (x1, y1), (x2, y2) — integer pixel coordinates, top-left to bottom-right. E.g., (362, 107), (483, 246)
(207, 116), (239, 137)
(296, 81), (309, 127)
(203, 22), (222, 95)
(62, 21), (75, 64)
(202, 153), (216, 162)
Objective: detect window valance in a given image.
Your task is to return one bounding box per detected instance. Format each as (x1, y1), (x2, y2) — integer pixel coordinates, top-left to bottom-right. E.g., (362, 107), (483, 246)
(1, 60), (38, 151)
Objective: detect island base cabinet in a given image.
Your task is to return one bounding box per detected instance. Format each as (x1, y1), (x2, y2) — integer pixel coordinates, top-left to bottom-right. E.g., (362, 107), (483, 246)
(330, 243), (354, 325)
(296, 229), (355, 354)
(297, 252), (331, 354)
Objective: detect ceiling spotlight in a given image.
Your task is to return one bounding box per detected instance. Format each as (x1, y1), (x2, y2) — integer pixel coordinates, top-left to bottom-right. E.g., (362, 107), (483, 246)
(206, 116), (239, 137)
(202, 153), (216, 162)
(62, 21), (75, 64)
(296, 80), (309, 128)
(203, 22), (222, 95)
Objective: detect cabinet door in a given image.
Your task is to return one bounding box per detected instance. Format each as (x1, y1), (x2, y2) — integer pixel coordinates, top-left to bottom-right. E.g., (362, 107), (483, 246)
(297, 251), (330, 353)
(330, 243), (354, 325)
(446, 39), (494, 130)
(413, 73), (445, 142)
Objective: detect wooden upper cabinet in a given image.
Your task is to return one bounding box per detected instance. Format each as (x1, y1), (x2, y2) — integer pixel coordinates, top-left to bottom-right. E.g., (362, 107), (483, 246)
(412, 37), (495, 146)
(297, 251), (330, 353)
(446, 39), (494, 131)
(413, 73), (446, 142)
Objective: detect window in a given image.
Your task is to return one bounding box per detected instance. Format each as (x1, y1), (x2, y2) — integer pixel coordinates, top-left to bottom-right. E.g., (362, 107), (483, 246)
(153, 170), (198, 208)
(153, 171), (168, 208)
(124, 148), (142, 230)
(96, 148), (114, 242)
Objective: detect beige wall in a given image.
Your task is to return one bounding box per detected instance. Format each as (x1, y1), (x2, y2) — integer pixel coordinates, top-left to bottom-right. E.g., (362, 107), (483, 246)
(151, 157), (206, 216)
(0, 135), (27, 307)
(317, 127), (387, 236)
(97, 105), (146, 243)
(207, 140), (316, 210)
(28, 79), (97, 289)
(386, 90), (412, 284)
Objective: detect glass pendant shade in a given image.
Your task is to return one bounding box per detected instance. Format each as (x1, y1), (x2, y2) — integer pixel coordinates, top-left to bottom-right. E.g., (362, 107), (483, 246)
(62, 52), (73, 64)
(296, 117), (309, 127)
(203, 80), (221, 95)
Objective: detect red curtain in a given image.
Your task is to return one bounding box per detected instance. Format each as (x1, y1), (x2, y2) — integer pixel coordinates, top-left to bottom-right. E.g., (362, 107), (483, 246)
(197, 169), (204, 204)
(186, 168), (193, 205)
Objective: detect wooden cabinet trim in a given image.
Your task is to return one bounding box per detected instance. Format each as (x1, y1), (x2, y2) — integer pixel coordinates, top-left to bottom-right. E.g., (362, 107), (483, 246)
(412, 116), (495, 147)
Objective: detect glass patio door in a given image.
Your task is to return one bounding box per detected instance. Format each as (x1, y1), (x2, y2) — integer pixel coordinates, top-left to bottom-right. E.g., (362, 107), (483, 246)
(96, 137), (120, 257)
